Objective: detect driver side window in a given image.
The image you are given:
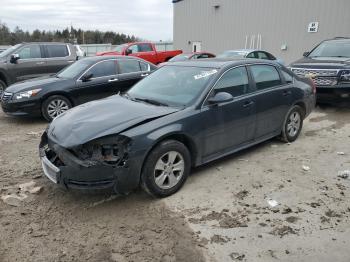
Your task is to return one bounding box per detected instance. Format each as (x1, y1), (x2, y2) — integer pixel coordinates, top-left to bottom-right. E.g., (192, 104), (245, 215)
(127, 45), (139, 54)
(17, 45), (41, 59)
(213, 67), (249, 97)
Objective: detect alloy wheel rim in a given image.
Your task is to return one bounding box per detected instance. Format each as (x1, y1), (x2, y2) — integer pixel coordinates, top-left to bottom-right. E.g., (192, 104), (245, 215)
(154, 151), (185, 189)
(47, 99), (69, 119)
(287, 111), (301, 137)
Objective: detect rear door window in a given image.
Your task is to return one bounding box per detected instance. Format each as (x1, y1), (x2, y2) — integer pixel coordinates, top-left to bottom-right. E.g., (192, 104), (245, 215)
(138, 44), (153, 52)
(140, 61), (150, 72)
(118, 59), (141, 74)
(85, 60), (116, 79)
(257, 52), (269, 60)
(46, 45), (69, 58)
(213, 66), (250, 97)
(281, 68), (294, 84)
(18, 45), (42, 59)
(250, 65), (282, 90)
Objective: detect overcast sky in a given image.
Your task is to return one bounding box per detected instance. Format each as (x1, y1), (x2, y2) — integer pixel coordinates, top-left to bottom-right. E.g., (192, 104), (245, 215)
(0, 0), (173, 41)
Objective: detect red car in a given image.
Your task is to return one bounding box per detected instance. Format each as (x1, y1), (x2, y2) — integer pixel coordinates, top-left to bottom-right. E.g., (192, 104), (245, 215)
(96, 42), (182, 65)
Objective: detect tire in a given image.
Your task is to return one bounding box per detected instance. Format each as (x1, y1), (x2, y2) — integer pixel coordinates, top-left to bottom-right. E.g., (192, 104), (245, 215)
(42, 95), (72, 122)
(280, 105), (304, 143)
(0, 79), (7, 97)
(141, 140), (191, 198)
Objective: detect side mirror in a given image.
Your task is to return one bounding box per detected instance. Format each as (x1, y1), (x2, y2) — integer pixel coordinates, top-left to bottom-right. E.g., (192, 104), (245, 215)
(303, 51), (310, 57)
(125, 49), (132, 56)
(10, 54), (20, 64)
(81, 73), (93, 82)
(207, 92), (234, 105)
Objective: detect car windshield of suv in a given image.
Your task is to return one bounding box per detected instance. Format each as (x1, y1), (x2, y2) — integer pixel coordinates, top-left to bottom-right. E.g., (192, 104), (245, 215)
(309, 41), (350, 58)
(0, 44), (21, 58)
(114, 44), (128, 53)
(127, 66), (218, 107)
(56, 59), (91, 79)
(169, 54), (191, 62)
(217, 51), (247, 59)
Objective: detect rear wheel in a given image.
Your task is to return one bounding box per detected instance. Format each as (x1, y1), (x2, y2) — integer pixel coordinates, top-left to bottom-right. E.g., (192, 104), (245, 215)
(141, 140), (191, 198)
(0, 79), (7, 97)
(42, 95), (72, 122)
(280, 105), (304, 142)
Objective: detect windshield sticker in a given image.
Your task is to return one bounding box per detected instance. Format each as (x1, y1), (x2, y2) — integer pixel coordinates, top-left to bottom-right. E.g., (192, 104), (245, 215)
(194, 69), (218, 80)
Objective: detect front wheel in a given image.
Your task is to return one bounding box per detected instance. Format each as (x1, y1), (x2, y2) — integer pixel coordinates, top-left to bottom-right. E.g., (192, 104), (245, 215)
(280, 105), (304, 142)
(42, 95), (72, 122)
(141, 140), (191, 198)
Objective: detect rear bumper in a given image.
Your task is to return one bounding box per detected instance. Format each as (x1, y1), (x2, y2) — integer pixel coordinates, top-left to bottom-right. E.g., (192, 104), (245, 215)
(39, 132), (144, 194)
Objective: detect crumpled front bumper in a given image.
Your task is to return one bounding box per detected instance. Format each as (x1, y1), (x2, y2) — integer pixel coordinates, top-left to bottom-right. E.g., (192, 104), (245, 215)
(39, 131), (144, 194)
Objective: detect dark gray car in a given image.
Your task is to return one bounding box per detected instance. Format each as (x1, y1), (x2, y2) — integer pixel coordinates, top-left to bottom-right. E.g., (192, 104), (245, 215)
(0, 42), (77, 95)
(39, 59), (316, 197)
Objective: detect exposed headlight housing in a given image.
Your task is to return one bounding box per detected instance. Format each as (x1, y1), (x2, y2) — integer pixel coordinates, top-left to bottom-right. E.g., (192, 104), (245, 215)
(14, 88), (41, 100)
(339, 70), (350, 82)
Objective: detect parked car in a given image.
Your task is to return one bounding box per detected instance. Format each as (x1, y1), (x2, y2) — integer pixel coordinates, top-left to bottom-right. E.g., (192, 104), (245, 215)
(1, 56), (156, 121)
(158, 52), (216, 67)
(96, 42), (182, 65)
(217, 49), (284, 65)
(0, 42), (77, 96)
(74, 45), (86, 59)
(39, 59), (315, 197)
(289, 37), (350, 104)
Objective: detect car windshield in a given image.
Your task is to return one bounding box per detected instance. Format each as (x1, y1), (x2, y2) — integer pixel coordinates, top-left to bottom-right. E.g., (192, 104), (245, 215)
(0, 44), (21, 58)
(309, 40), (350, 58)
(56, 59), (91, 79)
(127, 66), (218, 107)
(114, 44), (128, 53)
(217, 51), (247, 59)
(169, 54), (191, 62)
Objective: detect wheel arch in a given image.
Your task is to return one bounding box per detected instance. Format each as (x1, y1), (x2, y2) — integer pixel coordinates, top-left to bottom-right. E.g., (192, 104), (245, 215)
(41, 92), (75, 107)
(293, 101), (306, 118)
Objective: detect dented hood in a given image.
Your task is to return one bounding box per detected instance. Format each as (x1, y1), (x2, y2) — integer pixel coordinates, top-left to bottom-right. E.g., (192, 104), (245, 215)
(47, 95), (179, 148)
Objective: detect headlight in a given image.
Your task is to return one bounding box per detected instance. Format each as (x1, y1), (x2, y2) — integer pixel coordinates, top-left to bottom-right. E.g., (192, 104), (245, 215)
(339, 70), (350, 82)
(14, 88), (41, 100)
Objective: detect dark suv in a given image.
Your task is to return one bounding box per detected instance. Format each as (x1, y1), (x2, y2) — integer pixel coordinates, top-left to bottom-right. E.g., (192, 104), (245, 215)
(289, 37), (350, 104)
(0, 42), (77, 95)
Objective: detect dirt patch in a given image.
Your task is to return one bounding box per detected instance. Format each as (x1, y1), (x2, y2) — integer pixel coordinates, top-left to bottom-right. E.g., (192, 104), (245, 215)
(0, 112), (205, 262)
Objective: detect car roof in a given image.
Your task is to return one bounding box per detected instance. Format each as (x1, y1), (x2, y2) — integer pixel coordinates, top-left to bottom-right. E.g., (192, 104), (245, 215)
(167, 58), (279, 69)
(20, 42), (72, 45)
(78, 55), (152, 64)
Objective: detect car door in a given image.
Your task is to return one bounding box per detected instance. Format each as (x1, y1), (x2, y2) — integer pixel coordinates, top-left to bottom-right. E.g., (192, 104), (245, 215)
(116, 59), (147, 93)
(73, 59), (119, 104)
(200, 66), (256, 160)
(133, 43), (157, 64)
(7, 44), (47, 82)
(44, 44), (75, 74)
(248, 64), (293, 139)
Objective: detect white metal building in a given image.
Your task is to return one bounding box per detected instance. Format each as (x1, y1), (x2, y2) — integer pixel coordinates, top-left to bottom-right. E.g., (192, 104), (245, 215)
(173, 0), (350, 63)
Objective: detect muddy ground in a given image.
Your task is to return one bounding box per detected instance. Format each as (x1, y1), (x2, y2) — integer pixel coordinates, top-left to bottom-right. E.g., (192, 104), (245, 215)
(0, 106), (350, 262)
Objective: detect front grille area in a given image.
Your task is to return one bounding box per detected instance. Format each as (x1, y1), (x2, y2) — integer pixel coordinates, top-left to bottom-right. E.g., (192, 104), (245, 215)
(313, 77), (337, 86)
(1, 92), (12, 102)
(291, 68), (339, 77)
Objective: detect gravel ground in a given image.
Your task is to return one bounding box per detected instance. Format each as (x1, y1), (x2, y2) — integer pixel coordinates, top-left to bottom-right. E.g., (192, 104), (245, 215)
(0, 106), (350, 262)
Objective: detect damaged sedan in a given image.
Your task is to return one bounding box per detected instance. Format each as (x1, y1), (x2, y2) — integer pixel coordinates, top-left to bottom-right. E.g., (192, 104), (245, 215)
(40, 59), (316, 197)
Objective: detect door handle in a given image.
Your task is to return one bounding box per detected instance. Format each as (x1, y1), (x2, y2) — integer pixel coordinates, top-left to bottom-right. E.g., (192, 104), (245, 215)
(36, 62), (45, 65)
(141, 73), (149, 77)
(67, 60), (75, 63)
(283, 90), (292, 96)
(108, 78), (119, 82)
(243, 101), (254, 108)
